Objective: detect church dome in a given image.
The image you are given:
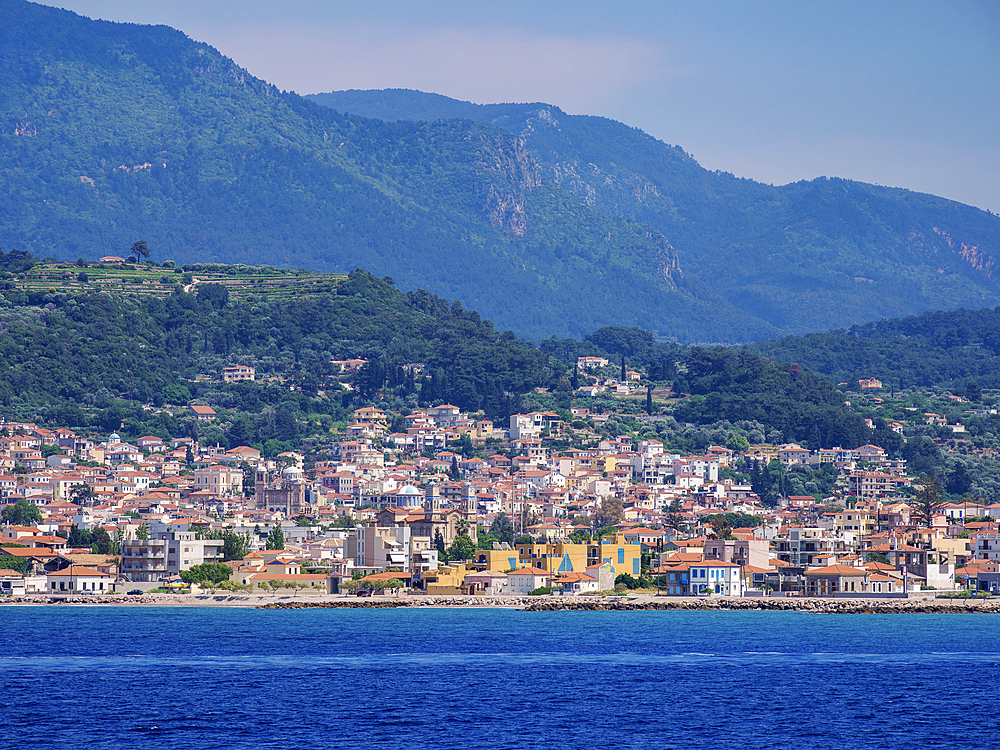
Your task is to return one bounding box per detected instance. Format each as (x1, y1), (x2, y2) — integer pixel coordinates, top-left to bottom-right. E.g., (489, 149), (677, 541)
(396, 484), (422, 508)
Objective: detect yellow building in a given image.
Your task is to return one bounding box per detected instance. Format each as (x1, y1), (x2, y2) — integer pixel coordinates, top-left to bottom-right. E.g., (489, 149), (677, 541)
(834, 507), (877, 536)
(591, 535), (643, 577)
(421, 562), (472, 595)
(473, 535), (642, 578)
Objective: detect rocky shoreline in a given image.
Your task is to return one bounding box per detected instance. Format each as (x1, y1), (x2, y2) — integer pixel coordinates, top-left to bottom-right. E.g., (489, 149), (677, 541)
(258, 596), (530, 609)
(258, 595), (1000, 614)
(519, 597), (1000, 614)
(4, 593), (998, 613)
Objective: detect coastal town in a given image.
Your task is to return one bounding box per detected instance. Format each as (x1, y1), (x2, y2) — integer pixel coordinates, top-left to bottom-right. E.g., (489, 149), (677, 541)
(2, 359), (1000, 605)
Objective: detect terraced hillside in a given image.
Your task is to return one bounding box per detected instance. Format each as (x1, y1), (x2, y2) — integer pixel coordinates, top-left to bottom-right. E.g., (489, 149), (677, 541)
(13, 263), (348, 300)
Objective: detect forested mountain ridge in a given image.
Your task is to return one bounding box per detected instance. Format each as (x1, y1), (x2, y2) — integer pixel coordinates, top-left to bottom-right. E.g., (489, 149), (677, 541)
(310, 89), (1000, 337)
(0, 0), (759, 343)
(4, 0), (1000, 344)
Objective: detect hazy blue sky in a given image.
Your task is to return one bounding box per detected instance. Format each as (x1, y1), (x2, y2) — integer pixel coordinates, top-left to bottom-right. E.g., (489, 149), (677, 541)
(49, 0), (1000, 213)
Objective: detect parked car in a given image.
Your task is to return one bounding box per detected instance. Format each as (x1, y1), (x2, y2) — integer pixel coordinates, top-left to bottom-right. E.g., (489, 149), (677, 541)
(126, 589), (143, 595)
(355, 588), (374, 597)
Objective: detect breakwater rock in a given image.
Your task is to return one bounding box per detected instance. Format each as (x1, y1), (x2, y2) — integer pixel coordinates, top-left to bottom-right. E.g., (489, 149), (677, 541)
(0, 595), (163, 605)
(522, 597), (1000, 614)
(258, 597), (533, 610)
(260, 600), (410, 609)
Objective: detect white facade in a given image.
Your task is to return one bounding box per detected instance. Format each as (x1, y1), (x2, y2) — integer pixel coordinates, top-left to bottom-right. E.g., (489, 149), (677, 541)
(47, 565), (113, 593)
(688, 562), (743, 595)
(509, 414), (541, 441)
(507, 567), (551, 594)
(974, 534), (1000, 563)
(121, 530), (224, 582)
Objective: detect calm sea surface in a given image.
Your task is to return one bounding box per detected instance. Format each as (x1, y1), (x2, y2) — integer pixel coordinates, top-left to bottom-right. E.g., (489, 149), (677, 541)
(1, 605), (998, 749)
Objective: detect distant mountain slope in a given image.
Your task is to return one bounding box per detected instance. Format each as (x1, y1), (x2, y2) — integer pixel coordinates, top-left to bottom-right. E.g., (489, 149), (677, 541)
(310, 89), (1000, 336)
(3, 1), (1000, 345)
(1, 0), (764, 343)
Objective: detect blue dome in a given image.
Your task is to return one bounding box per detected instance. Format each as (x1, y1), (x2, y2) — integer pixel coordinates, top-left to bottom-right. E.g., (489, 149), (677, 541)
(396, 485), (422, 508)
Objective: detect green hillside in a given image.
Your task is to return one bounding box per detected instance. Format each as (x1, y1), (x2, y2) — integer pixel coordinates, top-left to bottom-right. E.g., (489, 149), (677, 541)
(12, 260), (347, 300)
(750, 306), (1000, 391)
(0, 266), (557, 447)
(0, 262), (873, 454)
(0, 0), (756, 343)
(311, 89), (1000, 337)
(4, 1), (1000, 344)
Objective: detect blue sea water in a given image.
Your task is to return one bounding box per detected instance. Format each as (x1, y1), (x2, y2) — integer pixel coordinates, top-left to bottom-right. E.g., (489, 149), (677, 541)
(1, 606), (998, 750)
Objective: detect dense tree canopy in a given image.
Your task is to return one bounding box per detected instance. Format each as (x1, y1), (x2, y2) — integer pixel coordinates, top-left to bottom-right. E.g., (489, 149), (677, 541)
(752, 306), (1000, 391)
(1, 498), (42, 526)
(0, 269), (559, 445)
(672, 347), (871, 449)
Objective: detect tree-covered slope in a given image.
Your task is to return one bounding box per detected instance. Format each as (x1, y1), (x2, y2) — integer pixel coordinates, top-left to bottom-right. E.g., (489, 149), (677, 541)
(531, 324), (871, 450)
(310, 89), (1000, 336)
(0, 0), (766, 343)
(0, 259), (872, 453)
(8, 0), (1000, 345)
(750, 306), (1000, 391)
(0, 267), (556, 431)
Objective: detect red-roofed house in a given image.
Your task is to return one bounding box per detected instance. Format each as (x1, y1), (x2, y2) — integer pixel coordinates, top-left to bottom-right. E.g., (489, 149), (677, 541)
(688, 560), (743, 596)
(46, 564), (114, 593)
(190, 405), (217, 421)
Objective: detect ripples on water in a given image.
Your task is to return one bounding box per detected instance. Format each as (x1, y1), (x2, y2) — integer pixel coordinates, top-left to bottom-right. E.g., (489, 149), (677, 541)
(1, 607), (997, 750)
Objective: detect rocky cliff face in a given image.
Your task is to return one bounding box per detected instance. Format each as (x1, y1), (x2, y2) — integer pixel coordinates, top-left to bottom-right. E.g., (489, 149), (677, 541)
(645, 230), (682, 288)
(471, 132), (540, 236)
(471, 132), (541, 191)
(475, 182), (527, 235)
(469, 127), (684, 282)
(933, 226), (998, 280)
